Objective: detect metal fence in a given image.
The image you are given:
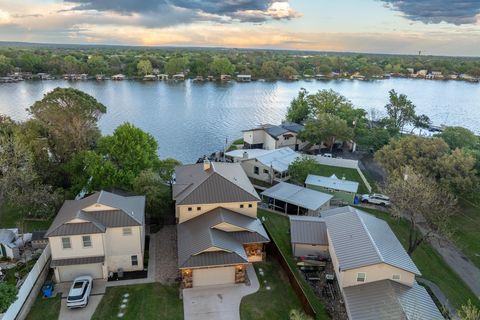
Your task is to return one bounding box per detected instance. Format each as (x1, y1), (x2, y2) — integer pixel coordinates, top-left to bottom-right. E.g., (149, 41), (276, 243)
(1, 244), (51, 320)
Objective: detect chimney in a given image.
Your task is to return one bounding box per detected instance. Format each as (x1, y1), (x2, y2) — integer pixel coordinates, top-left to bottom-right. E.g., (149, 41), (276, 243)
(243, 151), (248, 159)
(203, 159), (211, 171)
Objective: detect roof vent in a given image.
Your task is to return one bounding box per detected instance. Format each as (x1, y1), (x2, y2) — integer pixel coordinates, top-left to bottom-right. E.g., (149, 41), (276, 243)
(203, 159), (211, 171)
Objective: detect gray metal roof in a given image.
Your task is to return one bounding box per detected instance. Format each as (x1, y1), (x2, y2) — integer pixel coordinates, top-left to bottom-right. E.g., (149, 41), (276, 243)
(31, 231), (47, 241)
(242, 122), (304, 138)
(305, 174), (359, 193)
(289, 216), (328, 245)
(173, 162), (260, 205)
(51, 255), (105, 267)
(261, 182), (333, 211)
(47, 222), (105, 237)
(322, 206), (420, 275)
(46, 191), (145, 237)
(343, 280), (443, 320)
(256, 148), (301, 173)
(0, 229), (15, 244)
(177, 207), (269, 268)
(181, 252), (248, 269)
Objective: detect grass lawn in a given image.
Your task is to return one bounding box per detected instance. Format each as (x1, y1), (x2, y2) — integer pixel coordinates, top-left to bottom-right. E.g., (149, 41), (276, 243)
(358, 207), (480, 309)
(258, 209), (329, 320)
(449, 195), (480, 269)
(25, 293), (61, 320)
(0, 202), (52, 232)
(249, 177), (273, 188)
(91, 283), (183, 320)
(232, 138), (244, 145)
(240, 258), (303, 320)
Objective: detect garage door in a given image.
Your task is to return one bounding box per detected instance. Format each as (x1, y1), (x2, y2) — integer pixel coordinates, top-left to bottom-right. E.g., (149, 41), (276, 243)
(193, 266), (235, 287)
(58, 263), (103, 282)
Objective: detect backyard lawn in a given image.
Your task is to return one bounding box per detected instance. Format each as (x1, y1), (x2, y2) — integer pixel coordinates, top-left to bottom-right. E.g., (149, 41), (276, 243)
(258, 209), (329, 320)
(0, 202), (52, 232)
(449, 195), (480, 269)
(240, 258), (303, 320)
(25, 293), (61, 320)
(91, 283), (183, 320)
(357, 207), (480, 309)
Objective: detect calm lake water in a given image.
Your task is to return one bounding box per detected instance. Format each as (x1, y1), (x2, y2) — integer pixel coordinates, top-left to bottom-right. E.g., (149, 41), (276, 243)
(0, 79), (479, 163)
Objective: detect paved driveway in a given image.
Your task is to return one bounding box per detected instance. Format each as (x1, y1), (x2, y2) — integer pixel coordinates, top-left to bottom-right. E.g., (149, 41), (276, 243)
(57, 280), (106, 320)
(182, 264), (259, 320)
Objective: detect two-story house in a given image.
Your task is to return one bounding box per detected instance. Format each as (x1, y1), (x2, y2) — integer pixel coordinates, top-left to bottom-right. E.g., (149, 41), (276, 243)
(242, 122), (306, 151)
(45, 191), (145, 283)
(173, 160), (270, 288)
(289, 206), (442, 319)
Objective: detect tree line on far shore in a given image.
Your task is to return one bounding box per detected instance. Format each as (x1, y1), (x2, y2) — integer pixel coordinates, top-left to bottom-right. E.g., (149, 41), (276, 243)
(1, 46), (480, 79)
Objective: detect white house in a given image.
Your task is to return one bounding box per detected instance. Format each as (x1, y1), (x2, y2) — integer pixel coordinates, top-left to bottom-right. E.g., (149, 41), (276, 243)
(242, 122), (306, 151)
(45, 191), (145, 282)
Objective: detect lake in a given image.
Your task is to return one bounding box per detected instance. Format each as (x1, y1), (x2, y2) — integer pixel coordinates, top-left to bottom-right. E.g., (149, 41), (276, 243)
(0, 78), (479, 163)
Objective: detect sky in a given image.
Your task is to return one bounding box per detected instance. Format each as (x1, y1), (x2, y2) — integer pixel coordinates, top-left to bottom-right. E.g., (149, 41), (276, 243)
(0, 0), (479, 56)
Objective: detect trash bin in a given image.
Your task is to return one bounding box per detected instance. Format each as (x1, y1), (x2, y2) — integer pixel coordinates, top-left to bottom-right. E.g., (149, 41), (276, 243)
(42, 282), (54, 298)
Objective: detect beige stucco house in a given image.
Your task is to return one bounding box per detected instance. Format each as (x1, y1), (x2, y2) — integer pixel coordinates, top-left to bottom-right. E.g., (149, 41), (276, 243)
(173, 160), (270, 288)
(45, 191), (145, 283)
(242, 122), (306, 151)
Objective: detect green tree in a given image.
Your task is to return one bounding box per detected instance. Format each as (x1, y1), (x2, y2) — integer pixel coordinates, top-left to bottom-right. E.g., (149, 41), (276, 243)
(0, 55), (13, 76)
(385, 167), (457, 255)
(260, 61), (279, 79)
(137, 59), (153, 76)
(360, 65), (384, 78)
(289, 309), (313, 320)
(298, 113), (353, 152)
(286, 88), (310, 123)
(279, 66), (298, 79)
(88, 55), (109, 75)
(28, 87), (106, 163)
(80, 123), (159, 191)
(156, 158), (181, 186)
(384, 89), (420, 132)
(288, 157), (319, 184)
(0, 282), (18, 313)
(209, 57), (235, 76)
(62, 55), (81, 74)
(165, 57), (188, 76)
(437, 126), (479, 150)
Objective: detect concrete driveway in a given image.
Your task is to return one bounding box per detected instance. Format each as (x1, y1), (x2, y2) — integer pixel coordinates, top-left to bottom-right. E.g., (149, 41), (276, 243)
(182, 264), (259, 320)
(57, 280), (107, 320)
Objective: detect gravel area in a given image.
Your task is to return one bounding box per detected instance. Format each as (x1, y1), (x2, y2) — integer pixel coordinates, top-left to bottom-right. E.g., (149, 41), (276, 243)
(154, 225), (179, 284)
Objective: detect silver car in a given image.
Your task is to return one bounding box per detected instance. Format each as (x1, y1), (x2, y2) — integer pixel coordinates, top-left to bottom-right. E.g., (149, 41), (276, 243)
(361, 193), (391, 206)
(67, 275), (93, 309)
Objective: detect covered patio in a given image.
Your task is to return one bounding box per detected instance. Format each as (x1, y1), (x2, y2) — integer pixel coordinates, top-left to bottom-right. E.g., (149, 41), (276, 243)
(261, 182), (333, 216)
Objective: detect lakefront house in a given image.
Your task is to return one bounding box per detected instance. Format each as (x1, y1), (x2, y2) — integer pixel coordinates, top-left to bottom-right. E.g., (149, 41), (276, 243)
(45, 191), (145, 283)
(173, 160), (270, 288)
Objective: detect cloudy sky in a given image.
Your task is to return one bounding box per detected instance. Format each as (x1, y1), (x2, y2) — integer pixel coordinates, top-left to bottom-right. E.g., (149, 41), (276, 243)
(0, 0), (479, 56)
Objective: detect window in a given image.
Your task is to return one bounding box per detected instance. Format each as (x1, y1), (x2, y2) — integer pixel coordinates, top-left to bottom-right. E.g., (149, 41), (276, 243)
(197, 207), (201, 211)
(254, 166), (259, 175)
(392, 274), (401, 281)
(61, 237), (71, 249)
(122, 227), (132, 236)
(82, 235), (92, 248)
(131, 255), (138, 266)
(240, 204), (244, 208)
(188, 207), (192, 211)
(248, 204), (253, 208)
(356, 272), (366, 282)
(263, 169), (269, 174)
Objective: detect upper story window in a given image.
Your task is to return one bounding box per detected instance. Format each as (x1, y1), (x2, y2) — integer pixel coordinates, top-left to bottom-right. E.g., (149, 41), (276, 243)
(122, 227), (132, 236)
(392, 274), (401, 281)
(240, 204), (244, 208)
(254, 166), (259, 175)
(263, 169), (269, 174)
(356, 272), (366, 282)
(188, 207), (192, 212)
(248, 204), (253, 208)
(82, 235), (92, 248)
(62, 237), (71, 249)
(197, 207), (201, 211)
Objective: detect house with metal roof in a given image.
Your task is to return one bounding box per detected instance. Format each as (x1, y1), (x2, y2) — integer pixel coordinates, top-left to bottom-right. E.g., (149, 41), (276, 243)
(225, 147), (301, 183)
(45, 191), (145, 282)
(305, 174), (359, 204)
(261, 182), (332, 215)
(173, 160), (269, 288)
(242, 122), (306, 151)
(292, 206), (442, 320)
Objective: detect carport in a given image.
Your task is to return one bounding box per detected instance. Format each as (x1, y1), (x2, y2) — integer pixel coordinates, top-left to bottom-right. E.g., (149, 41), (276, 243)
(261, 182), (333, 216)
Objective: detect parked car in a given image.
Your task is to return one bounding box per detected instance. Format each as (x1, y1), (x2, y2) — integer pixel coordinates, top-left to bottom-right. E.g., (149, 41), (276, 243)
(67, 275), (93, 308)
(321, 153), (333, 158)
(361, 193), (391, 206)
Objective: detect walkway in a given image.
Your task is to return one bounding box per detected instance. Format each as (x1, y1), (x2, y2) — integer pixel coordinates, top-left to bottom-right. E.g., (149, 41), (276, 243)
(154, 225), (178, 284)
(417, 278), (457, 318)
(182, 264), (259, 320)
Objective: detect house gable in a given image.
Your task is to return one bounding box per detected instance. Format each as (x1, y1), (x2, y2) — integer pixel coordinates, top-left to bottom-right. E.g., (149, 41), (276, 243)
(213, 222), (250, 233)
